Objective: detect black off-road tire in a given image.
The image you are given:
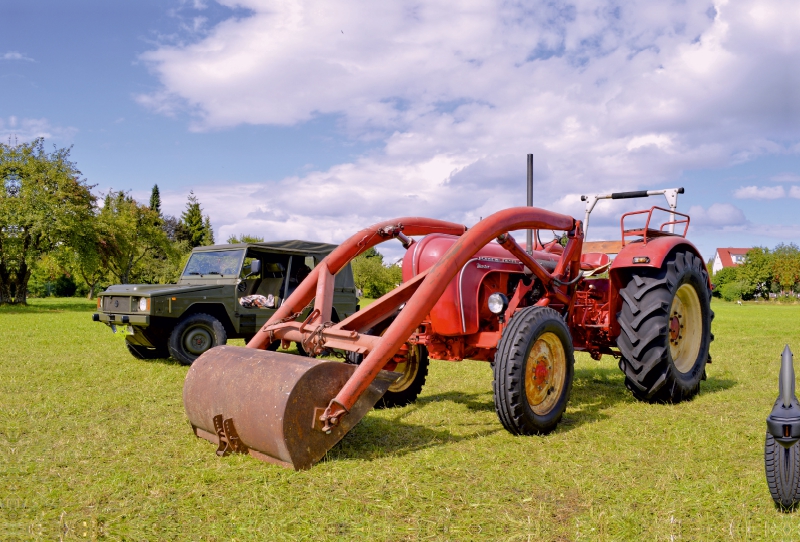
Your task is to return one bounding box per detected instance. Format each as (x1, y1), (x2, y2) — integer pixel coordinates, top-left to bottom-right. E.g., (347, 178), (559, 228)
(493, 306), (575, 435)
(168, 313), (227, 366)
(765, 433), (800, 510)
(125, 339), (169, 360)
(617, 250), (713, 403)
(346, 345), (429, 408)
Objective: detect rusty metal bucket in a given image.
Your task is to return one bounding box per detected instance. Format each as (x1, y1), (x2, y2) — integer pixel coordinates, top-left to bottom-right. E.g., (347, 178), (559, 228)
(183, 345), (398, 470)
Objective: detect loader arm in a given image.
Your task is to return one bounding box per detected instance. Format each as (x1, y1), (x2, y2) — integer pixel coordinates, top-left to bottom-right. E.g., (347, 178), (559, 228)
(308, 207), (578, 431)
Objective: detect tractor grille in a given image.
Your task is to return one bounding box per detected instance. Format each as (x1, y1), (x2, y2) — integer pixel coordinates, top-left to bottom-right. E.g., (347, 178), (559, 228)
(104, 296), (131, 313)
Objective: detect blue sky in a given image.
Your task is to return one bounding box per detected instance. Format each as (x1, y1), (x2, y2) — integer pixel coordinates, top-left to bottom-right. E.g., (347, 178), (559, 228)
(2, 0), (799, 262)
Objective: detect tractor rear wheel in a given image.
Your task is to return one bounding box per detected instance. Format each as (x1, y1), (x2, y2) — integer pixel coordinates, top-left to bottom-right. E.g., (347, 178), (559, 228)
(616, 250), (713, 403)
(493, 306), (574, 435)
(765, 433), (800, 509)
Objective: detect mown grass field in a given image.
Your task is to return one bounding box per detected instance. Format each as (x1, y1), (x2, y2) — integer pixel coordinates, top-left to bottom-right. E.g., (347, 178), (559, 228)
(3, 298), (800, 540)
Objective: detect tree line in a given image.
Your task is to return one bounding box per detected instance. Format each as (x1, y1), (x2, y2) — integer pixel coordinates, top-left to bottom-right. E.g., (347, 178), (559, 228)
(0, 138), (405, 304)
(0, 139), (214, 304)
(712, 244), (800, 302)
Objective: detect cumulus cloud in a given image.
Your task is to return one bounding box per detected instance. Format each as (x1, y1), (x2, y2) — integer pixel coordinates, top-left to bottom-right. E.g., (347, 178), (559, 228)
(0, 116), (77, 143)
(733, 185), (785, 199)
(136, 0), (799, 246)
(687, 203), (747, 228)
(2, 51), (34, 62)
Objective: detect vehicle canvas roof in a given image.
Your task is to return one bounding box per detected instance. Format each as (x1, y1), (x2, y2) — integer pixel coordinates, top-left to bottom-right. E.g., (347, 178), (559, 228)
(192, 240), (339, 256)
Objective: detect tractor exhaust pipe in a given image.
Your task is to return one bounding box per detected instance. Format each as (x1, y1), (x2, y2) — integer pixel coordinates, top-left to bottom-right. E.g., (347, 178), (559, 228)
(527, 153), (533, 255)
(766, 345), (800, 448)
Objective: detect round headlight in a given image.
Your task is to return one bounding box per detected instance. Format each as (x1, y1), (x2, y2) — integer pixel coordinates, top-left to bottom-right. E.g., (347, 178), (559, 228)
(487, 293), (508, 315)
(138, 297), (148, 312)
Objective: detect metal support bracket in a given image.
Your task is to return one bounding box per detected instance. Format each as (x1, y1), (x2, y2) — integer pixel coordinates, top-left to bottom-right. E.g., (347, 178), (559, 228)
(213, 414), (248, 456)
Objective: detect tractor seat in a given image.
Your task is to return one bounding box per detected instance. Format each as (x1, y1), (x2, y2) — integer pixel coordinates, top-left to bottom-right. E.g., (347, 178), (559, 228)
(580, 252), (611, 271)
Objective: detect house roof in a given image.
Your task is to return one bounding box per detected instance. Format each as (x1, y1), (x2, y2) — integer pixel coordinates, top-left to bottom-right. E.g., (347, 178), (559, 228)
(716, 247), (750, 268)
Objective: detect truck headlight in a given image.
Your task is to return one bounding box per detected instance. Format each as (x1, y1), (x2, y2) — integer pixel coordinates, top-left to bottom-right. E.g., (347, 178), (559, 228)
(139, 297), (148, 312)
(487, 293), (508, 314)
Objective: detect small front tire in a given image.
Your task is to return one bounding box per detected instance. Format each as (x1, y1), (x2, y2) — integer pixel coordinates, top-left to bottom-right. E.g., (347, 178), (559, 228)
(168, 313), (227, 365)
(493, 306), (574, 435)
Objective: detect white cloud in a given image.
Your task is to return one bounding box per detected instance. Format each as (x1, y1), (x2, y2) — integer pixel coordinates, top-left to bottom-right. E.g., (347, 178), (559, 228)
(0, 116), (77, 143)
(789, 186), (800, 199)
(2, 51), (34, 62)
(733, 185), (785, 199)
(772, 173), (800, 183)
(136, 0), (800, 245)
(687, 203), (747, 228)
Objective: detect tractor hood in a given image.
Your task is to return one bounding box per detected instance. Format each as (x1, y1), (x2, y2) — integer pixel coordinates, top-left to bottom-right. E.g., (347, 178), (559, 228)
(102, 283), (225, 297)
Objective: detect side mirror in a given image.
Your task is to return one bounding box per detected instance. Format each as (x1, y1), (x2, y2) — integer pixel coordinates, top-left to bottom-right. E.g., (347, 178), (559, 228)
(250, 260), (261, 275)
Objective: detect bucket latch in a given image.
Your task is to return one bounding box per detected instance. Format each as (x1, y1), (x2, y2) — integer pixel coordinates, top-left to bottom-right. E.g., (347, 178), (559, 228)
(213, 414), (248, 457)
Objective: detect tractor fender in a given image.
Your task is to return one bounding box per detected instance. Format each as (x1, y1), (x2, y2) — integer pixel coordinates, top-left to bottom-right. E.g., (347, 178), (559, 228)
(610, 236), (709, 287)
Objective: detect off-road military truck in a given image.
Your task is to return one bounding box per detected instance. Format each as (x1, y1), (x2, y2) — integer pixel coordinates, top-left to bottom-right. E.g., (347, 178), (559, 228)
(93, 240), (359, 365)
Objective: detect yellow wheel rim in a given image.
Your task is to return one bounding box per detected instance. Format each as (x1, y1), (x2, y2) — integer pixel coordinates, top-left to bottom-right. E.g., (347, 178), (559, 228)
(388, 344), (421, 392)
(669, 283), (703, 373)
(524, 332), (567, 415)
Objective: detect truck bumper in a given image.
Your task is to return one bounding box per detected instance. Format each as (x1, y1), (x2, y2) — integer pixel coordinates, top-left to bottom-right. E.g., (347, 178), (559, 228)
(94, 313), (151, 326)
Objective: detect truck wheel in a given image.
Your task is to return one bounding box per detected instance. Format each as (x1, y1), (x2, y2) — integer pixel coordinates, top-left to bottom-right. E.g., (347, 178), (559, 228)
(168, 313), (227, 366)
(493, 306), (574, 435)
(125, 339), (168, 360)
(617, 250), (713, 403)
(765, 433), (800, 509)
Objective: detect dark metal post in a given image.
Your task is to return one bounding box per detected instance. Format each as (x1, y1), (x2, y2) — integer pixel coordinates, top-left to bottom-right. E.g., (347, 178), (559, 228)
(526, 154), (533, 254)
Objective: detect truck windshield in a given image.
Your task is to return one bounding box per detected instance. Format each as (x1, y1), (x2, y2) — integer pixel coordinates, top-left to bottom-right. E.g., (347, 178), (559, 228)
(183, 250), (244, 277)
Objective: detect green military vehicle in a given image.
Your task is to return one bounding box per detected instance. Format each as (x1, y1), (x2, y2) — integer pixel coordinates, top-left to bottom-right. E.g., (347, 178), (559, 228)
(93, 240), (359, 365)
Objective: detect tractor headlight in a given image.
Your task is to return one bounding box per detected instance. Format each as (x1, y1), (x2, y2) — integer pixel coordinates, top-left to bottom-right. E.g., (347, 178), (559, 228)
(487, 293), (508, 315)
(138, 297), (148, 312)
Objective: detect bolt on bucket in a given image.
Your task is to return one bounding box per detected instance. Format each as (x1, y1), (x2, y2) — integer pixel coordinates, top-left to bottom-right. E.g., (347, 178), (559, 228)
(183, 345), (398, 470)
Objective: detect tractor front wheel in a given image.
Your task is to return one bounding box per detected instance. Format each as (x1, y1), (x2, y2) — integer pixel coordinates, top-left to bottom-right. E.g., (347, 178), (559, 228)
(345, 320), (429, 408)
(616, 250), (713, 403)
(493, 306), (574, 435)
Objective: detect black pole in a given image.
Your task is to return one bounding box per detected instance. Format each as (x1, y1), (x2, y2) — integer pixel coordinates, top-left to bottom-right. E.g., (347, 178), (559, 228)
(527, 154), (533, 254)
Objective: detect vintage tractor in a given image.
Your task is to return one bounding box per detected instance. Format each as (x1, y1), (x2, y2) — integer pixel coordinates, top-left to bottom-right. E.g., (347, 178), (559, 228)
(183, 188), (713, 469)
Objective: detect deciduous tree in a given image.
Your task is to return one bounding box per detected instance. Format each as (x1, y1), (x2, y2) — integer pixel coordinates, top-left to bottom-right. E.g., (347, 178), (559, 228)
(0, 139), (95, 304)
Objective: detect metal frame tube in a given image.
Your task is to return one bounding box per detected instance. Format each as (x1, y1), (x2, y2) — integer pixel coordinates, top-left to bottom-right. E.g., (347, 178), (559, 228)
(324, 207), (575, 423)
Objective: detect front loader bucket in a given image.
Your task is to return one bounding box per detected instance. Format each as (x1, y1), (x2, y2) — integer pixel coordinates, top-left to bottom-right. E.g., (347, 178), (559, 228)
(183, 345), (398, 470)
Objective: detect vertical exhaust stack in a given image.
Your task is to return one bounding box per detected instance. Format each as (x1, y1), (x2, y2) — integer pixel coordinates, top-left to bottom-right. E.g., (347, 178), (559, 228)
(767, 345), (800, 448)
(526, 154), (533, 255)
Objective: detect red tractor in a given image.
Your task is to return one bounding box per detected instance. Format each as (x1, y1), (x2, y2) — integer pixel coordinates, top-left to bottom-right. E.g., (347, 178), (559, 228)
(183, 188), (713, 469)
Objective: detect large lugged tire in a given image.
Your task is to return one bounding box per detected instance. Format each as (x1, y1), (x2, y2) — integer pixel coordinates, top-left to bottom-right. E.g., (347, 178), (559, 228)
(168, 313), (227, 365)
(765, 433), (800, 509)
(617, 250), (713, 403)
(493, 306), (575, 435)
(125, 339), (169, 360)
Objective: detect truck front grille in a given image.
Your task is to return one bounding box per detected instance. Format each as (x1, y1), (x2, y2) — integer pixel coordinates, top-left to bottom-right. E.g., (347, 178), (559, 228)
(104, 296), (131, 312)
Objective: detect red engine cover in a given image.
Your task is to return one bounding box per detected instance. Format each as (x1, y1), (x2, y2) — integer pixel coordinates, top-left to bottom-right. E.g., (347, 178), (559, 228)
(402, 235), (560, 336)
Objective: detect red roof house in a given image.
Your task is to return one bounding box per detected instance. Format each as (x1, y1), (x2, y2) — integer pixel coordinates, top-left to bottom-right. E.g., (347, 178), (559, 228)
(712, 247), (750, 274)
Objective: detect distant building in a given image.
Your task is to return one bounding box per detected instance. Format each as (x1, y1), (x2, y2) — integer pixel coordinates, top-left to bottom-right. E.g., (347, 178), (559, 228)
(712, 247), (750, 274)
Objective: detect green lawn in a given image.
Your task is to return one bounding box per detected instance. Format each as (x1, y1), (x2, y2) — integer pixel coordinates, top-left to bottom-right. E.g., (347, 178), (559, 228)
(3, 298), (800, 540)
